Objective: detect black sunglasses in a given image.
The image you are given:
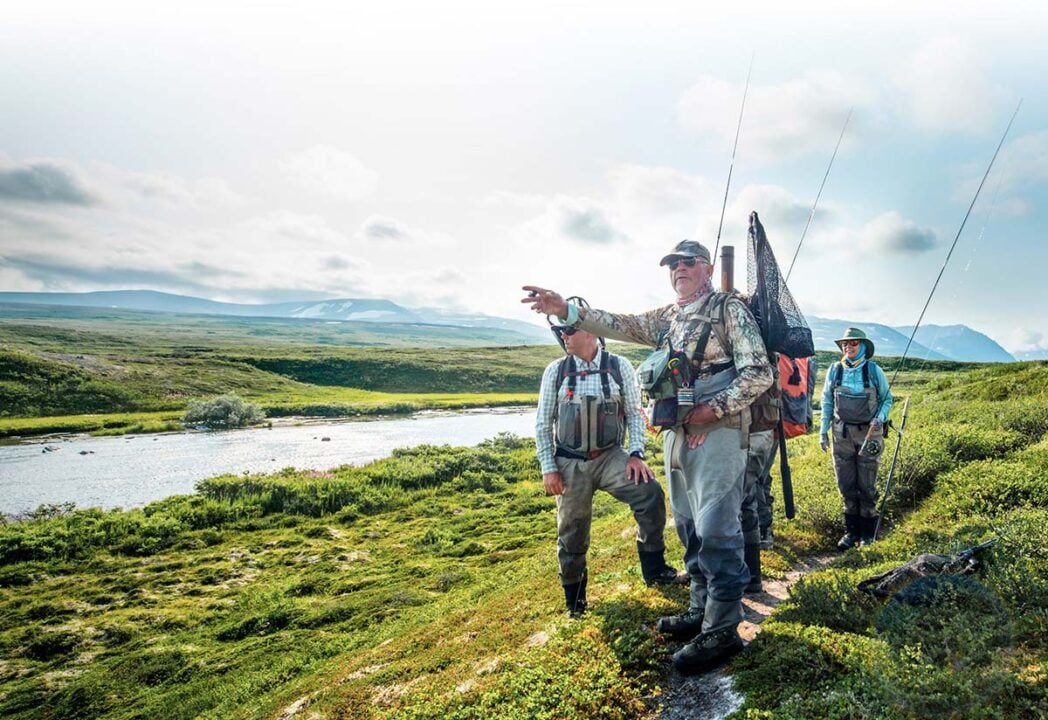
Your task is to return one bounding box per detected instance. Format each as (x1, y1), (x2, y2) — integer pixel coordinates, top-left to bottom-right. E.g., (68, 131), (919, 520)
(668, 257), (699, 270)
(553, 326), (579, 337)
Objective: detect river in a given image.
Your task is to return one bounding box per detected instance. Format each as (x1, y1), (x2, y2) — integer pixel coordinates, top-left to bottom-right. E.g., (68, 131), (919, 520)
(0, 408), (537, 516)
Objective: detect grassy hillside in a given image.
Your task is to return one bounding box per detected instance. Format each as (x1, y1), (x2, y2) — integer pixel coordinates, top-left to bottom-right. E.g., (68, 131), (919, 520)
(0, 317), (569, 435)
(0, 361), (1044, 719)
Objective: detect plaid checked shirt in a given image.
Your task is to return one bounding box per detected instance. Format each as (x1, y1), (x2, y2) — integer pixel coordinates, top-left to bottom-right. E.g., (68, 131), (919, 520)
(535, 348), (648, 475)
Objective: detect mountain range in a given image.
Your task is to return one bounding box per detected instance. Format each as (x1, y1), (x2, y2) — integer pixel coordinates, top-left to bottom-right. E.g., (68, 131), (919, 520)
(0, 290), (1029, 362)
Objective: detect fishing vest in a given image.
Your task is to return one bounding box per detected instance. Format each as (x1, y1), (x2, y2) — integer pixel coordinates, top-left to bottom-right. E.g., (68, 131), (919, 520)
(831, 360), (879, 426)
(779, 354), (812, 439)
(553, 352), (626, 455)
(643, 292), (753, 446)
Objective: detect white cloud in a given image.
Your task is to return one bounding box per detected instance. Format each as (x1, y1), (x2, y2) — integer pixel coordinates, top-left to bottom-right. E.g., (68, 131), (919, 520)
(513, 194), (628, 246)
(282, 145), (378, 201)
(895, 36), (997, 134)
(0, 158), (98, 206)
(1002, 328), (1047, 353)
(859, 211), (938, 254)
(677, 72), (867, 162)
(353, 214), (455, 249)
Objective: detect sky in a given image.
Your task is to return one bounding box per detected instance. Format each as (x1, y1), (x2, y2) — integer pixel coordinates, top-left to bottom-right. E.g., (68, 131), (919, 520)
(0, 1), (1045, 354)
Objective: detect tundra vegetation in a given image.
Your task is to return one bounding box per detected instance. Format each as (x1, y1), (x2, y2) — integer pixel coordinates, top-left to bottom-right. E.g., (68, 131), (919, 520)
(0, 356), (1044, 719)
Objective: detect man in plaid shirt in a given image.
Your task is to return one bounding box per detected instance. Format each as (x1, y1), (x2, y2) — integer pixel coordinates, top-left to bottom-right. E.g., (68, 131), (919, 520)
(536, 323), (683, 618)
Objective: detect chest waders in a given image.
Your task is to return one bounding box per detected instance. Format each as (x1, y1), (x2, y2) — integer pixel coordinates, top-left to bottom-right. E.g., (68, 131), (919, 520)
(553, 354), (625, 458)
(830, 360), (884, 548)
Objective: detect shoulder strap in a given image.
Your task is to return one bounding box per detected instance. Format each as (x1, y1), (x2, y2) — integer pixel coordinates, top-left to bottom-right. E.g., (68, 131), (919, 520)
(833, 361), (843, 387)
(690, 292), (732, 368)
(862, 361), (870, 388)
(710, 294), (732, 358)
(599, 351), (611, 399)
(608, 354), (623, 388)
(557, 356), (578, 395)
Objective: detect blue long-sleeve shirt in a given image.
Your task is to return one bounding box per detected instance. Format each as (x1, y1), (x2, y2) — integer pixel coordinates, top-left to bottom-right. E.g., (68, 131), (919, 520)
(819, 359), (893, 435)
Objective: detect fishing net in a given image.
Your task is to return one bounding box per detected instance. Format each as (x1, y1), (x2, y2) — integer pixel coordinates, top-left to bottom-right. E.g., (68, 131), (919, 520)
(746, 211), (815, 358)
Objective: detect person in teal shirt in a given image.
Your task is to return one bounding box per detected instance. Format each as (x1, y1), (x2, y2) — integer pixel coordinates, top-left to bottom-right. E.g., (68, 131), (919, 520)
(819, 327), (893, 549)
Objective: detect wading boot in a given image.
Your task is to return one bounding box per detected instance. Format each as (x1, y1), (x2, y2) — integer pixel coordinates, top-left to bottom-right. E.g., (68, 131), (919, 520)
(563, 577), (587, 619)
(860, 515), (879, 546)
(655, 610), (704, 641)
(744, 543), (763, 594)
(671, 627), (744, 674)
(759, 525), (774, 550)
(638, 546), (689, 586)
(837, 513), (861, 551)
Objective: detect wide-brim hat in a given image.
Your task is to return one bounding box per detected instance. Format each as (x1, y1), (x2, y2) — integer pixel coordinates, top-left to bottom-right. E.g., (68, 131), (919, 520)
(659, 239), (711, 266)
(835, 327), (875, 358)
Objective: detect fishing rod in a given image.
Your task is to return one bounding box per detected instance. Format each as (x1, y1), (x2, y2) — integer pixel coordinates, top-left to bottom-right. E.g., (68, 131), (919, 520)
(890, 98), (1023, 386)
(784, 108), (852, 283)
(712, 53), (754, 265)
(874, 397), (909, 540)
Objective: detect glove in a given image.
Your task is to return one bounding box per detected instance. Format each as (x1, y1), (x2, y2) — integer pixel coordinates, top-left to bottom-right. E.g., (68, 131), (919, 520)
(820, 433), (829, 452)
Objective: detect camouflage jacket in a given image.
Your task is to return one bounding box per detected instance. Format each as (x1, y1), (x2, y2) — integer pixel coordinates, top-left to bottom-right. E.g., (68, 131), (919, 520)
(576, 292), (773, 420)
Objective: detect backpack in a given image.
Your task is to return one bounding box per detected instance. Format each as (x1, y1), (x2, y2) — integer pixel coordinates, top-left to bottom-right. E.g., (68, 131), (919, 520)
(779, 354), (813, 439)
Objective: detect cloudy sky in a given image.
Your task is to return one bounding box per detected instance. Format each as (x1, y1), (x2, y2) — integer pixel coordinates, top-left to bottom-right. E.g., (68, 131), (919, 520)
(1, 1), (1045, 353)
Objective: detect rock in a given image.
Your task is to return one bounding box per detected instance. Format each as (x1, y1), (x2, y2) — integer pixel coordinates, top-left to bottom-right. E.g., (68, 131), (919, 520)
(321, 437), (331, 442)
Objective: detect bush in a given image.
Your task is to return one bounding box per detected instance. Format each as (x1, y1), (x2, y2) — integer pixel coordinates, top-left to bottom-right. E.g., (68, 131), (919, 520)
(183, 394), (264, 429)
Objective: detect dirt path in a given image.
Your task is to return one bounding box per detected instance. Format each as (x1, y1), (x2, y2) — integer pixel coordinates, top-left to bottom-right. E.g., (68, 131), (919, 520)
(656, 554), (835, 720)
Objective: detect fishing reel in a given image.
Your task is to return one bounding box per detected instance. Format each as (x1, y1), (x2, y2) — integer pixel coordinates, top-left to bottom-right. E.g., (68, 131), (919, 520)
(861, 438), (884, 457)
(547, 295), (604, 353)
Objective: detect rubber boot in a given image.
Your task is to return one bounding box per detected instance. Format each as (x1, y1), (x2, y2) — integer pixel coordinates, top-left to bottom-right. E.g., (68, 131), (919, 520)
(671, 599), (744, 674)
(743, 543), (763, 594)
(656, 609), (705, 641)
(563, 576), (587, 618)
(759, 525), (774, 550)
(837, 513), (861, 551)
(638, 545), (688, 586)
(860, 515), (879, 546)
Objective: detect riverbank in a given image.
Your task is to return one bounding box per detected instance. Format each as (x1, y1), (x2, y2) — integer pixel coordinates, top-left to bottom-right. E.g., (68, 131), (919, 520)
(0, 407), (537, 516)
(0, 392), (537, 439)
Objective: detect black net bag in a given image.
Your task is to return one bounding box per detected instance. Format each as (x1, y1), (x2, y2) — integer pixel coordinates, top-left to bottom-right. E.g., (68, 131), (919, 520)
(746, 211), (815, 358)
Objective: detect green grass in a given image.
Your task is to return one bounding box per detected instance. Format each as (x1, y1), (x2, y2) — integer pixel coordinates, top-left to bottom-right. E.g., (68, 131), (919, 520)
(2, 306), (1045, 719)
(0, 317), (560, 435)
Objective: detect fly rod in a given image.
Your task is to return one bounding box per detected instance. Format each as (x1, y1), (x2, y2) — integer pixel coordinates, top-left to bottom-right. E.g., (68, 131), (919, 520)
(785, 107), (852, 283)
(890, 99), (1022, 386)
(712, 53), (753, 265)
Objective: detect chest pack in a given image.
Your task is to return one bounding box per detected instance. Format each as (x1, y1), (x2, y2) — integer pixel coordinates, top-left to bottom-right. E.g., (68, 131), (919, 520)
(831, 360), (879, 426)
(553, 353), (626, 453)
(638, 293), (738, 430)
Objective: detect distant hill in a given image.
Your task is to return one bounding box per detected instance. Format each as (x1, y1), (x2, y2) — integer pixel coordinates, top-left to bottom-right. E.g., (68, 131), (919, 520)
(893, 324), (1015, 363)
(808, 316), (950, 361)
(0, 290), (1021, 361)
(0, 290), (551, 343)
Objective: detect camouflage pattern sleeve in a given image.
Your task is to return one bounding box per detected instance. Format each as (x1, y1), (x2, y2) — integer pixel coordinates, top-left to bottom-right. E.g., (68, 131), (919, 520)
(574, 305), (673, 348)
(706, 297), (774, 418)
